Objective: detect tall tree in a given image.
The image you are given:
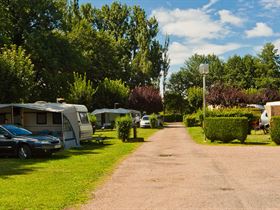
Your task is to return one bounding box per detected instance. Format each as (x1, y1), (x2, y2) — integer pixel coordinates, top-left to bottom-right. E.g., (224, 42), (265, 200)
(67, 72), (95, 110)
(0, 0), (63, 46)
(0, 45), (35, 103)
(254, 43), (280, 88)
(92, 78), (129, 110)
(128, 86), (163, 114)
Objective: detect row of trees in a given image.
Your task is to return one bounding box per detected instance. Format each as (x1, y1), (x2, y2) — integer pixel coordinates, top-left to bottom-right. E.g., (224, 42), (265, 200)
(0, 0), (168, 112)
(166, 43), (280, 114)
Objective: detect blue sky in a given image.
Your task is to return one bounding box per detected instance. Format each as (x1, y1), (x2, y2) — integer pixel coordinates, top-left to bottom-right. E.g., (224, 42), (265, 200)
(80, 0), (280, 74)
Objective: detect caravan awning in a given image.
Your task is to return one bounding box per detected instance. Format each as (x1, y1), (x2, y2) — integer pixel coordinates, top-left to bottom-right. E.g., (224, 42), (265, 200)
(0, 103), (74, 113)
(0, 104), (12, 109)
(92, 108), (140, 115)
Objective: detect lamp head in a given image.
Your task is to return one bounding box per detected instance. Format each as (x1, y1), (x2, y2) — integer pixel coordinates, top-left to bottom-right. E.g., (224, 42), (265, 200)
(199, 64), (209, 75)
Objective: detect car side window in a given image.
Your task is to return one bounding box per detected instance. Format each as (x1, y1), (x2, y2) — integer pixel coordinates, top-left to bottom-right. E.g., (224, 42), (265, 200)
(0, 127), (5, 135)
(0, 127), (8, 138)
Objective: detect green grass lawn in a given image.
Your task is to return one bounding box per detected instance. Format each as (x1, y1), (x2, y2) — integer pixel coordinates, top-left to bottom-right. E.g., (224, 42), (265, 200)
(0, 128), (159, 210)
(187, 126), (276, 146)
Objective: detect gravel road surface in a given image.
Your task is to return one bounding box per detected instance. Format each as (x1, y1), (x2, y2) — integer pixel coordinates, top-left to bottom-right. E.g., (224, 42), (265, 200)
(80, 123), (280, 210)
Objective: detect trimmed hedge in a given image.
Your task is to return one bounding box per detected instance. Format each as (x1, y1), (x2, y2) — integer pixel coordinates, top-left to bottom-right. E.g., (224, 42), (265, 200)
(197, 108), (259, 133)
(183, 114), (197, 127)
(116, 115), (132, 142)
(163, 114), (183, 122)
(204, 117), (248, 143)
(270, 116), (280, 145)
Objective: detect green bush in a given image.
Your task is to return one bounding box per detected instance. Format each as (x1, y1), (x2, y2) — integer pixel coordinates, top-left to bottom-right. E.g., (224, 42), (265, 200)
(163, 114), (183, 122)
(116, 115), (132, 142)
(149, 113), (158, 128)
(183, 114), (197, 127)
(88, 113), (97, 125)
(270, 116), (280, 145)
(204, 117), (248, 143)
(197, 108), (258, 133)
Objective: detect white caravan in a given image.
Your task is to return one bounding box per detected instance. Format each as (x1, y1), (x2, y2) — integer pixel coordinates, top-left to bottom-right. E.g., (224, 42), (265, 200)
(0, 102), (93, 149)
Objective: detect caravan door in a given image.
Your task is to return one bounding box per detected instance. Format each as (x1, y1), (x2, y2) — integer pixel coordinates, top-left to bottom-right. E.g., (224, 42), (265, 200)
(78, 112), (93, 141)
(62, 115), (77, 149)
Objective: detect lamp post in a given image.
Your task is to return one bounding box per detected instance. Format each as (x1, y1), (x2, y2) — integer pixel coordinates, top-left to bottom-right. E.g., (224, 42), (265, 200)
(160, 70), (166, 123)
(114, 102), (119, 109)
(199, 64), (209, 133)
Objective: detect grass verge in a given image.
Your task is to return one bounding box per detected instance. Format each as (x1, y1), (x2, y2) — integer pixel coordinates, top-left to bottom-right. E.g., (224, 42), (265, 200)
(187, 126), (275, 146)
(0, 128), (159, 210)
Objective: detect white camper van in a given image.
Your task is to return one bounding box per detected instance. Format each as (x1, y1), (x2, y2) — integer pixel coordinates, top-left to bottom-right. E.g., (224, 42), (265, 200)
(0, 102), (93, 149)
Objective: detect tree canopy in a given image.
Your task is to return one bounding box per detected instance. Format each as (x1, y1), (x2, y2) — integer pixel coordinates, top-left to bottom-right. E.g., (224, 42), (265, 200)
(0, 0), (169, 112)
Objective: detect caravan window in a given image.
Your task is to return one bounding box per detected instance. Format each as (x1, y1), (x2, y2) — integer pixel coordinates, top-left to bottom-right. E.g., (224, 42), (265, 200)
(79, 112), (89, 124)
(37, 112), (47, 124)
(53, 113), (62, 124)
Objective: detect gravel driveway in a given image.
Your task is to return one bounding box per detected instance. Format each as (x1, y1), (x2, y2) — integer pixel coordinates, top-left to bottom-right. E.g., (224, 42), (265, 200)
(80, 123), (280, 210)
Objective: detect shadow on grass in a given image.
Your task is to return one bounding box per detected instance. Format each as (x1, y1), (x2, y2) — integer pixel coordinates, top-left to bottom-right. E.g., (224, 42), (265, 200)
(0, 140), (112, 179)
(208, 139), (272, 146)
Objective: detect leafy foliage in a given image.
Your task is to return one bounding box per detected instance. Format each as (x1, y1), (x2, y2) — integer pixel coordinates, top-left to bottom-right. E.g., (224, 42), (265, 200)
(67, 72), (95, 109)
(183, 114), (197, 127)
(206, 82), (246, 107)
(88, 113), (97, 125)
(164, 92), (187, 114)
(0, 0), (167, 104)
(116, 115), (132, 141)
(0, 45), (35, 103)
(163, 114), (183, 122)
(128, 86), (163, 114)
(149, 113), (158, 128)
(93, 78), (129, 109)
(187, 87), (203, 113)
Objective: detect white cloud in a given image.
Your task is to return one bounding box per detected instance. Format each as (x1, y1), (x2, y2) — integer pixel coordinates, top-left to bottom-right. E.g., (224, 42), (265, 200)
(202, 0), (219, 11)
(273, 38), (280, 50)
(245, 22), (274, 38)
(260, 0), (280, 9)
(169, 42), (190, 65)
(218, 10), (243, 26)
(169, 41), (242, 65)
(194, 43), (243, 55)
(152, 8), (227, 41)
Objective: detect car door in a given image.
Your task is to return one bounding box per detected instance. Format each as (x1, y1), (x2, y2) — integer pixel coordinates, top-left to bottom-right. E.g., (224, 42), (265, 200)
(0, 127), (16, 156)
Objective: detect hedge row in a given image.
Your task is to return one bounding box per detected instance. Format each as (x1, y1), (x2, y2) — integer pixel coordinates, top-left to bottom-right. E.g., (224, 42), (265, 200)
(270, 116), (280, 145)
(163, 114), (183, 122)
(183, 114), (197, 127)
(204, 117), (248, 143)
(197, 108), (260, 133)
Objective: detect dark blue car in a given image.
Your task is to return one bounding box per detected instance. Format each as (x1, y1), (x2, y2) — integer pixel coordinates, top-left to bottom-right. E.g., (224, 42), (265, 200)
(0, 125), (62, 159)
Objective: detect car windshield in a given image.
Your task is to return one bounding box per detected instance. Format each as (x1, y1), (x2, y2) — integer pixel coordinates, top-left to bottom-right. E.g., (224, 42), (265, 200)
(142, 116), (149, 120)
(2, 125), (32, 136)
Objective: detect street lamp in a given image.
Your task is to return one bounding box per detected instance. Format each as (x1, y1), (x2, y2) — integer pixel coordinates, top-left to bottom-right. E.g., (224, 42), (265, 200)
(199, 64), (209, 133)
(114, 103), (119, 109)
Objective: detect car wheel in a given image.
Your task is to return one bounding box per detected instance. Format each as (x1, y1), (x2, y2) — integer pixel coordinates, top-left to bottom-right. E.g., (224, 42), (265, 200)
(18, 144), (32, 159)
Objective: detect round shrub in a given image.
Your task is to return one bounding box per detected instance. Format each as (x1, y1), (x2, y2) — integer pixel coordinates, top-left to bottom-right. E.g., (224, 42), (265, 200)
(116, 115), (132, 142)
(149, 113), (158, 128)
(204, 117), (248, 143)
(270, 116), (280, 145)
